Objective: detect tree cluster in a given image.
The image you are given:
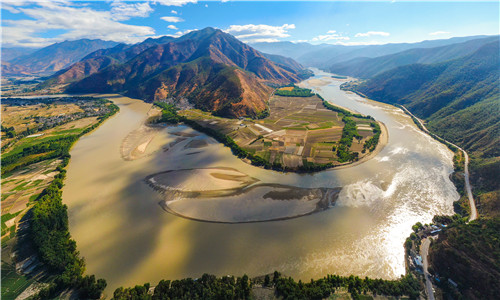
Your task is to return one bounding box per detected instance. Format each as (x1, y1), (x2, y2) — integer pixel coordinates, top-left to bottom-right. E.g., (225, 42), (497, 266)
(112, 274), (252, 300)
(274, 272), (421, 300)
(275, 85), (315, 97)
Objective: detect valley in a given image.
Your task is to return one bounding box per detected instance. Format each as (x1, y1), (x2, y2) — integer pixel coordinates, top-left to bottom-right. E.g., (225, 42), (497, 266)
(1, 4), (498, 296)
(56, 70), (459, 294)
(177, 85), (385, 171)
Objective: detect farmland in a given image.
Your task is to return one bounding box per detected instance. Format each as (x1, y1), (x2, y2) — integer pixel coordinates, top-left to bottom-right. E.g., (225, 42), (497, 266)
(179, 87), (380, 170)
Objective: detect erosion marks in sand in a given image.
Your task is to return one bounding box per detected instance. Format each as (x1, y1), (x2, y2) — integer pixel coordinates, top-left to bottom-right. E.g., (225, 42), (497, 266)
(145, 167), (341, 223)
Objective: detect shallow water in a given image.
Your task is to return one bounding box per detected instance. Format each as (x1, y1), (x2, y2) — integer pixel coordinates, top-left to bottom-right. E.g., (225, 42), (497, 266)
(63, 71), (458, 293)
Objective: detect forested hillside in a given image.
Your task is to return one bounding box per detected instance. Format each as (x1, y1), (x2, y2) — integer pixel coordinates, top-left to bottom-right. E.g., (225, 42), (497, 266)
(354, 41), (500, 300)
(356, 41), (499, 157)
(329, 36), (498, 79)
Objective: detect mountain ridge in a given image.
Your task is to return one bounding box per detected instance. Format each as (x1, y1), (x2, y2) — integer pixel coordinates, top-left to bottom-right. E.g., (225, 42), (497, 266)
(62, 28), (307, 117)
(354, 41), (499, 157)
(2, 39), (119, 75)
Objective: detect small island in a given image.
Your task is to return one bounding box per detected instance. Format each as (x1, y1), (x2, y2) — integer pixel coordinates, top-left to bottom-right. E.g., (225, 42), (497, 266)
(155, 85), (384, 172)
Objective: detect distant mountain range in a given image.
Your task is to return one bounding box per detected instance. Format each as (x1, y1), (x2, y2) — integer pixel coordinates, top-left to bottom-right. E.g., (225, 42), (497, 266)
(355, 41), (499, 158)
(1, 39), (118, 76)
(251, 35), (493, 67)
(329, 36), (499, 78)
(44, 28), (309, 117)
(1, 47), (38, 62)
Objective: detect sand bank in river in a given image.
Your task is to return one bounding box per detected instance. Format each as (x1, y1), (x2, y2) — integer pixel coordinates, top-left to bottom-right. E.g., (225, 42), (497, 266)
(156, 182), (341, 223)
(120, 107), (163, 161)
(145, 167), (259, 193)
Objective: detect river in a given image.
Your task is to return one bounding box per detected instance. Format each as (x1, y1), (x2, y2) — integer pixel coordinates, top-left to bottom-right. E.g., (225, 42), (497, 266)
(63, 70), (458, 293)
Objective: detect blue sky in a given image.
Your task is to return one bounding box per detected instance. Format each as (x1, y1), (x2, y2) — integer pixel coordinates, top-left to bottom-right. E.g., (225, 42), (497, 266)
(2, 1), (499, 48)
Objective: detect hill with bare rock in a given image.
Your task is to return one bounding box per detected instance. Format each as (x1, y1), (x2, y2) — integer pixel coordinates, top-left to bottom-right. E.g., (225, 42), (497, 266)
(2, 39), (118, 75)
(57, 28), (308, 117)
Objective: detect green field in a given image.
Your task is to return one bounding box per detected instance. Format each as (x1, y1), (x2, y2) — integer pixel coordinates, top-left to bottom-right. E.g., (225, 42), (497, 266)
(1, 263), (35, 300)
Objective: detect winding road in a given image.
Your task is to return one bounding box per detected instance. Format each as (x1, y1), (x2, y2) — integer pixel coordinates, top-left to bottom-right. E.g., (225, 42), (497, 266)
(421, 238), (435, 300)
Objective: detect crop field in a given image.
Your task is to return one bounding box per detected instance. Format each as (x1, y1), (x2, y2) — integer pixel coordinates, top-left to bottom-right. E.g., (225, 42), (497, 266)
(1, 99), (110, 243)
(1, 103), (83, 134)
(180, 93), (376, 169)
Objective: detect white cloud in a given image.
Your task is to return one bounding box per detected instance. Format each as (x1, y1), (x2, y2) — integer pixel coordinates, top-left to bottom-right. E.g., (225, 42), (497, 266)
(429, 31), (450, 36)
(155, 0), (197, 6)
(161, 16), (184, 23)
(225, 24), (295, 43)
(312, 31), (350, 42)
(355, 31), (390, 37)
(110, 0), (153, 21)
(172, 29), (196, 37)
(167, 24), (178, 30)
(1, 1), (155, 47)
(171, 10), (178, 14)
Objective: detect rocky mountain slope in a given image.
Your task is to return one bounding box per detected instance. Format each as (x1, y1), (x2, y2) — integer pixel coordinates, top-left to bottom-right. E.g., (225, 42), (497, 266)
(2, 39), (118, 75)
(58, 28), (307, 117)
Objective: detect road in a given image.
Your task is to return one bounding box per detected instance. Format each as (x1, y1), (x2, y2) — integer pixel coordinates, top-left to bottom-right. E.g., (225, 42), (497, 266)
(421, 238), (435, 300)
(399, 105), (477, 221)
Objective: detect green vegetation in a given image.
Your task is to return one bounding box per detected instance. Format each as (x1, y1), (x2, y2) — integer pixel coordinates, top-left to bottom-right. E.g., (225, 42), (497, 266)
(275, 84), (315, 97)
(318, 94), (373, 121)
(355, 41), (499, 157)
(157, 103), (335, 172)
(154, 102), (183, 124)
(363, 122), (381, 152)
(2, 99), (119, 299)
(274, 272), (420, 300)
(1, 99), (119, 176)
(111, 271), (421, 300)
(429, 218), (500, 299)
(336, 116), (360, 163)
(1, 263), (35, 300)
(1, 124), (16, 138)
(112, 274), (252, 300)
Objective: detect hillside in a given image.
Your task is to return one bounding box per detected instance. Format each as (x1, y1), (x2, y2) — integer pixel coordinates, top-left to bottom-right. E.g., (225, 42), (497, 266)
(2, 39), (118, 75)
(355, 41), (499, 158)
(44, 37), (177, 85)
(63, 28), (307, 117)
(329, 36), (498, 78)
(1, 47), (38, 62)
(428, 218), (500, 299)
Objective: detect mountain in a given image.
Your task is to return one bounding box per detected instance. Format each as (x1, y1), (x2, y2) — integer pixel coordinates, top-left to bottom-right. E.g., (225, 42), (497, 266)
(43, 37), (177, 85)
(329, 36), (499, 78)
(355, 41), (499, 157)
(261, 53), (312, 78)
(63, 28), (307, 117)
(2, 39), (119, 76)
(250, 41), (329, 60)
(1, 47), (38, 62)
(301, 35), (495, 68)
(252, 35), (494, 68)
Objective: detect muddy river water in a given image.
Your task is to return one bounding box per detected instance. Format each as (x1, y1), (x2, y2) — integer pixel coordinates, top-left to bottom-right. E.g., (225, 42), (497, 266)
(63, 70), (458, 292)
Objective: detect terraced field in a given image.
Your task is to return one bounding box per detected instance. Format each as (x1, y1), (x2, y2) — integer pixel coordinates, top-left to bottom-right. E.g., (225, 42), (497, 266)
(180, 93), (377, 169)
